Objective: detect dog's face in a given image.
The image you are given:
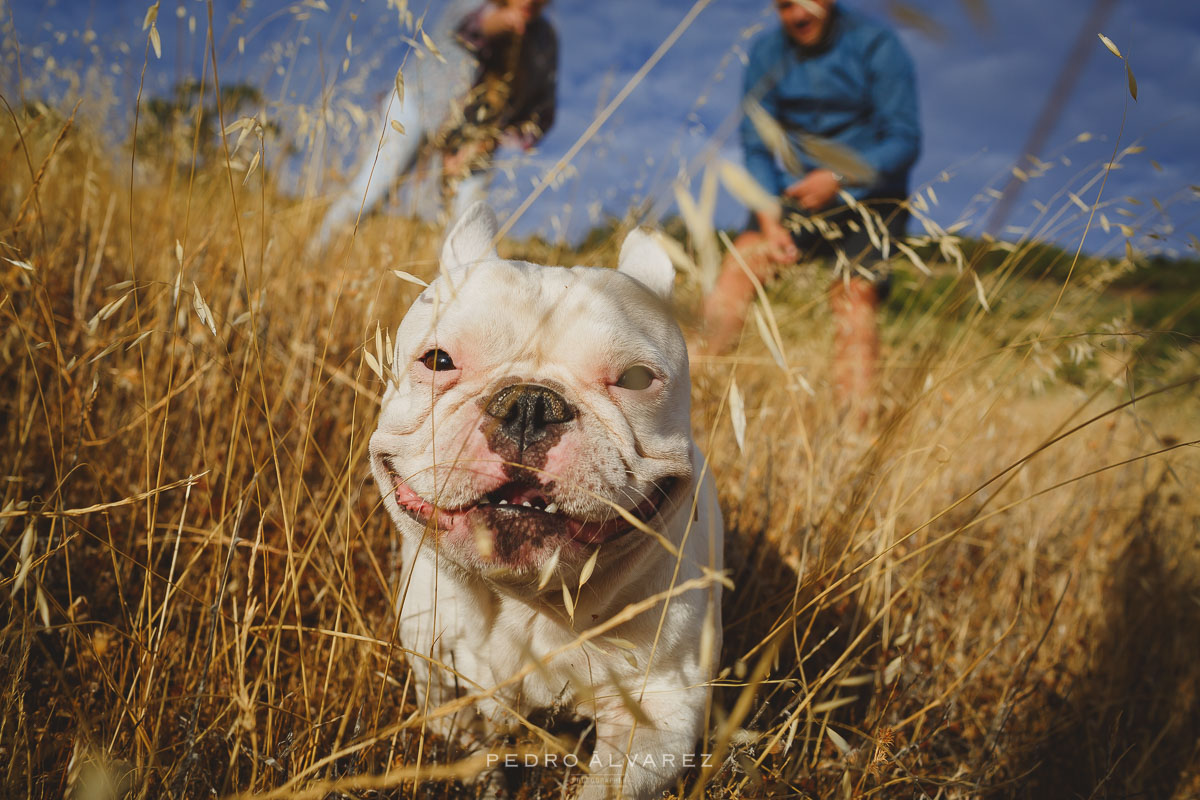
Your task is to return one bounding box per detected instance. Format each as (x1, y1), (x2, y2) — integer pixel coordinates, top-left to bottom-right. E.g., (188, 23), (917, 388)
(370, 204), (693, 582)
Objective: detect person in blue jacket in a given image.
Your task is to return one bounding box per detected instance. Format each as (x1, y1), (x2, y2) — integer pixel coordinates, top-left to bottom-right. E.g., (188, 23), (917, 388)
(702, 0), (920, 418)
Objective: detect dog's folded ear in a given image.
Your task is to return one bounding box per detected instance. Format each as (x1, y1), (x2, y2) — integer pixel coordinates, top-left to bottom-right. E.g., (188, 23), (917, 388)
(618, 228), (676, 300)
(441, 201), (500, 272)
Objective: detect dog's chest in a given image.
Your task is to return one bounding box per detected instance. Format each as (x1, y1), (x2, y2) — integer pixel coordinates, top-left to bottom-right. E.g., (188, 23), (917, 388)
(453, 595), (606, 710)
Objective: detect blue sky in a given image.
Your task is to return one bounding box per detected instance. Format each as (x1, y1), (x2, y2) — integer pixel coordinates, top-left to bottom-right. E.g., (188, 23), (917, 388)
(4, 0), (1198, 257)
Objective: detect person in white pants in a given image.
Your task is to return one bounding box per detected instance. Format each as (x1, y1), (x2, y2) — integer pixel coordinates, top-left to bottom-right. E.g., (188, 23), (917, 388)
(318, 0), (558, 245)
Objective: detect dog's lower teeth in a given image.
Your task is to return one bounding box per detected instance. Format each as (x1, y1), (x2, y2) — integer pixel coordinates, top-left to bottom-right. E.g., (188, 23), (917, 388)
(545, 502), (558, 513)
(522, 500), (532, 507)
(498, 499), (508, 505)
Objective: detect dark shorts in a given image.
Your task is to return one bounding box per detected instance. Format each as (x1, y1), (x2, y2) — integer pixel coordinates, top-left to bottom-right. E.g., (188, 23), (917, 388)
(749, 197), (909, 299)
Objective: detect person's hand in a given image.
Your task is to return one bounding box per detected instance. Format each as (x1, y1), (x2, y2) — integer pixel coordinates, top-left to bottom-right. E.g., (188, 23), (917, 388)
(481, 6), (528, 36)
(784, 169), (842, 211)
(443, 148), (466, 178)
(443, 140), (493, 179)
(759, 214), (799, 264)
(443, 145), (476, 179)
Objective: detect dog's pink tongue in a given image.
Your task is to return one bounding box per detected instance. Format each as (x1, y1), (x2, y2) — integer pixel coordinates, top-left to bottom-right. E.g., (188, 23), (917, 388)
(393, 477), (432, 515)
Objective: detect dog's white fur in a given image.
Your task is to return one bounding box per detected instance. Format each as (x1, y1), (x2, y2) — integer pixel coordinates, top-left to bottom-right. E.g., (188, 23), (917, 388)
(370, 203), (723, 798)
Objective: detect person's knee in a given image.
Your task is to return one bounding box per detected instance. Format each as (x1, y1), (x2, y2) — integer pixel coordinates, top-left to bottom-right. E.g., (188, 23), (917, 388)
(729, 231), (780, 278)
(733, 231), (763, 250)
(829, 276), (879, 313)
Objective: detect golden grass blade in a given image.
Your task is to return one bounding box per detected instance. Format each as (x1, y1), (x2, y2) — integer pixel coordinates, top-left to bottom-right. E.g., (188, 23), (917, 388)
(241, 149), (260, 185)
(651, 230), (700, 279)
(674, 179), (719, 287)
(95, 292), (130, 323)
(744, 98), (802, 176)
(602, 636), (638, 650)
(884, 656), (902, 685)
(752, 306), (786, 371)
(578, 546), (599, 589)
(859, 206), (883, 254)
(125, 329), (156, 351)
(35, 585), (50, 627)
(87, 341), (121, 364)
(811, 695), (857, 714)
(537, 547), (561, 591)
(698, 602), (716, 674)
(729, 379), (746, 454)
(420, 30), (445, 63)
(834, 673), (874, 687)
(799, 133), (877, 186)
(234, 119), (258, 155)
(718, 159), (781, 220)
(698, 162), (718, 228)
(560, 577), (575, 619)
(610, 676), (652, 726)
(1098, 32), (1122, 58)
(191, 282), (216, 336)
(893, 238), (931, 276)
(826, 727), (851, 757)
(783, 716), (799, 754)
(10, 522), (35, 596)
(391, 269), (428, 288)
(363, 350), (384, 381)
(971, 270), (990, 312)
(374, 322), (384, 372)
(394, 66), (405, 107)
(0, 500), (19, 537)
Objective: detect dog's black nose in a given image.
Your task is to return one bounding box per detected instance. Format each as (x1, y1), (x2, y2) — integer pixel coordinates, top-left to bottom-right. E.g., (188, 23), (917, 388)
(484, 383), (575, 452)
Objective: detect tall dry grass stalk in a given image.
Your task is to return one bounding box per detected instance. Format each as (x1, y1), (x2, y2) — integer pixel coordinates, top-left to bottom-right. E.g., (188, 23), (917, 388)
(3, 7), (1199, 800)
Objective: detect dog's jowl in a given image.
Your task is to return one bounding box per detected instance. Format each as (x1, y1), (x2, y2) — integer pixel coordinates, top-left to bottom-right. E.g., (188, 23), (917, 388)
(370, 202), (724, 799)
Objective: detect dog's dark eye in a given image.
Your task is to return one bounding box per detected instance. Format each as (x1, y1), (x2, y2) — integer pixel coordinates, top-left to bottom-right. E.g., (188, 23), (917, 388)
(419, 349), (456, 372)
(615, 365), (656, 390)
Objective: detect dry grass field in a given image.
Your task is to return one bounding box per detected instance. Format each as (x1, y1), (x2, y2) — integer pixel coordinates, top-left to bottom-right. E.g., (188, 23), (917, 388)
(3, 19), (1200, 800)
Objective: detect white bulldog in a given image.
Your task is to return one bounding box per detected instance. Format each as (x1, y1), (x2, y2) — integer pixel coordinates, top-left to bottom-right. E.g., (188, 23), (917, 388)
(369, 203), (724, 798)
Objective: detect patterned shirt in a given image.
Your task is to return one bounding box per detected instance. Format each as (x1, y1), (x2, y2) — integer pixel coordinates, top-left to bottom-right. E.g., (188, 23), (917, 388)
(451, 6), (558, 151)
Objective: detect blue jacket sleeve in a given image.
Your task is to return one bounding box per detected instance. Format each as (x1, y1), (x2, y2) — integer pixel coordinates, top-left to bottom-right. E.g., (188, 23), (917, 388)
(740, 40), (786, 198)
(857, 31), (921, 190)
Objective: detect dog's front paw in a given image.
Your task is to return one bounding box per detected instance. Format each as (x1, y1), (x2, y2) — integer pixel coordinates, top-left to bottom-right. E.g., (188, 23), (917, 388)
(471, 765), (510, 799)
(574, 776), (620, 800)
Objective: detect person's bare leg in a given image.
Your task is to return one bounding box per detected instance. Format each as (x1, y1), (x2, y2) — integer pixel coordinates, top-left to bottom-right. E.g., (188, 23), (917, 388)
(700, 231), (778, 354)
(829, 276), (880, 427)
